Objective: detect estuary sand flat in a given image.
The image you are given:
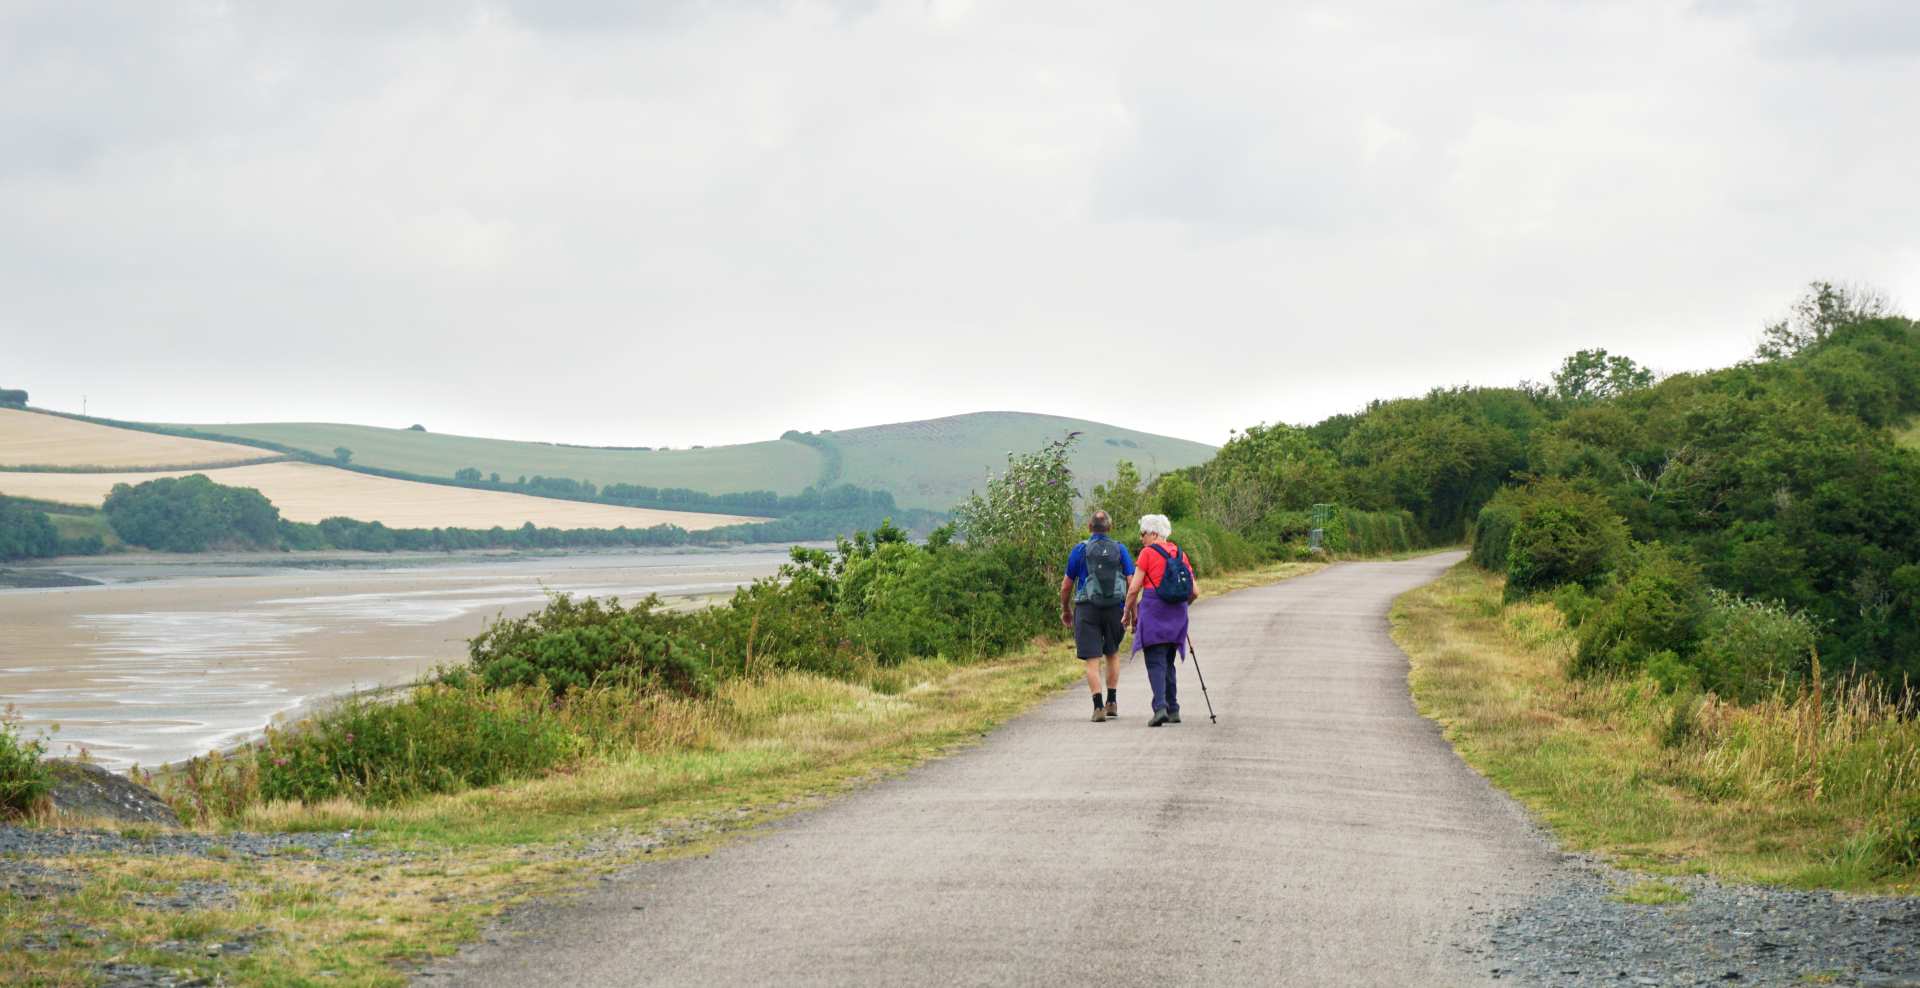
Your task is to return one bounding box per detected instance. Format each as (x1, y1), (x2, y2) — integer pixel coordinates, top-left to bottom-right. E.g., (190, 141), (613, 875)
(0, 461), (765, 530)
(0, 408), (270, 469)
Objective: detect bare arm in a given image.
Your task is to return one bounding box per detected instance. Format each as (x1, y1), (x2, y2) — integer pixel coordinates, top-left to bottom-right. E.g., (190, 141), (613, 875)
(1122, 570), (1146, 628)
(1059, 576), (1075, 627)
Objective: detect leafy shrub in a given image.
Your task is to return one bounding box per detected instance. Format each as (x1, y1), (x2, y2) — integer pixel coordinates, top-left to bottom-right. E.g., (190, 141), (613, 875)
(0, 709), (50, 817)
(1470, 496), (1519, 571)
(258, 683), (582, 806)
(1166, 516), (1260, 574)
(0, 500), (60, 560)
(1150, 473), (1199, 521)
(1572, 545), (1706, 676)
(1504, 480), (1629, 599)
(1691, 590), (1821, 703)
(1549, 582), (1601, 628)
(954, 435), (1078, 565)
(468, 593), (709, 697)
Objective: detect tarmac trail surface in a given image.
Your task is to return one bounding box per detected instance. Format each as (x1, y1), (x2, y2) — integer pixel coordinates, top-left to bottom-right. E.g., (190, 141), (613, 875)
(422, 551), (1559, 986)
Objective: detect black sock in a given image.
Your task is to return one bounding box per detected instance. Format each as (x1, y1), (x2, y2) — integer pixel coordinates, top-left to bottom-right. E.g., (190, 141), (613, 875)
(1093, 693), (1105, 709)
(1107, 689), (1117, 703)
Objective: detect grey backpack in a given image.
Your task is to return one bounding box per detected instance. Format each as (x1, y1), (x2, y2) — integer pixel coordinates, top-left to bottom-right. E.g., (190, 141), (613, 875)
(1076, 538), (1128, 607)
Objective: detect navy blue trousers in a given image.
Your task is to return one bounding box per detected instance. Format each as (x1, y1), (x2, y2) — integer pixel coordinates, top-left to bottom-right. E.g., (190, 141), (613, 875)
(1143, 642), (1181, 714)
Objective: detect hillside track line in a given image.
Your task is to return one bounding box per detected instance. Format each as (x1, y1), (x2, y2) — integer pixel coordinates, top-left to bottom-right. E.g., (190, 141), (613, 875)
(422, 551), (1563, 986)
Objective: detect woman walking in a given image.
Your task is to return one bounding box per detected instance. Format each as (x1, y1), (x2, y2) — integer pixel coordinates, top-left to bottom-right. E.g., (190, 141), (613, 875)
(1124, 514), (1199, 727)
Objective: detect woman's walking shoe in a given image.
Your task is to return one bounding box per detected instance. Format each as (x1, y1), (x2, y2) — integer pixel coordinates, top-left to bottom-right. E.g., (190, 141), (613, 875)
(1148, 710), (1169, 727)
(1167, 710), (1181, 724)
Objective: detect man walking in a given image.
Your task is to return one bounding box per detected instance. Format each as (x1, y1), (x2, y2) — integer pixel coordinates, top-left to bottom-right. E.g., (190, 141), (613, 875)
(1125, 513), (1199, 727)
(1061, 510), (1134, 722)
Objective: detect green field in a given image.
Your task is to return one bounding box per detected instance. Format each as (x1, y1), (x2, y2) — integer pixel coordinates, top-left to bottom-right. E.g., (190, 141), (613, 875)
(173, 412), (1217, 512)
(47, 510), (121, 549)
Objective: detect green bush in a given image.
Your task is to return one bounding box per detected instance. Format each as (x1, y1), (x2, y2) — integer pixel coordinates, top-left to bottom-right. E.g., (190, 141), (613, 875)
(467, 593), (710, 696)
(1166, 516), (1260, 574)
(1469, 497), (1519, 571)
(258, 683), (582, 806)
(1573, 544), (1706, 676)
(1692, 590), (1821, 703)
(1549, 582), (1601, 628)
(1505, 480), (1629, 599)
(0, 500), (60, 560)
(0, 710), (49, 817)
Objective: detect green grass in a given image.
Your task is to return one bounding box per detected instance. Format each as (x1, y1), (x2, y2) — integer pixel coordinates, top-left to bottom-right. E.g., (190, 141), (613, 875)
(162, 412), (1214, 512)
(1613, 880), (1691, 905)
(1394, 563), (1920, 894)
(47, 511), (120, 549)
(1897, 418), (1919, 451)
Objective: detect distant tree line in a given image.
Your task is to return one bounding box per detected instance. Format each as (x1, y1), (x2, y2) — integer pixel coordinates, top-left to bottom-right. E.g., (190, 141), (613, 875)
(85, 473), (938, 556)
(780, 429), (845, 487)
(0, 389), (26, 407)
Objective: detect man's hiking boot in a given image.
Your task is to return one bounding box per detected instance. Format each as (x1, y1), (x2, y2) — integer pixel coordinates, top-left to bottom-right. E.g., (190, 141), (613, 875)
(1168, 710), (1181, 724)
(1105, 701), (1117, 719)
(1148, 710), (1169, 727)
(1091, 705), (1107, 723)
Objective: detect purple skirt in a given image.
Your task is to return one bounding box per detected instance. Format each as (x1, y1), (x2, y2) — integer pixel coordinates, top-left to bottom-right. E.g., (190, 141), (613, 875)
(1131, 593), (1189, 657)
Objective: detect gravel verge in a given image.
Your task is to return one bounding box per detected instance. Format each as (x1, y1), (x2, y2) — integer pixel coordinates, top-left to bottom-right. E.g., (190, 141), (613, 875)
(1489, 855), (1920, 986)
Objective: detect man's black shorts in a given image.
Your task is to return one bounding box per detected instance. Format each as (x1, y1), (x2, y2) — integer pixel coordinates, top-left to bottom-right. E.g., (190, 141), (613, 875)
(1074, 602), (1127, 659)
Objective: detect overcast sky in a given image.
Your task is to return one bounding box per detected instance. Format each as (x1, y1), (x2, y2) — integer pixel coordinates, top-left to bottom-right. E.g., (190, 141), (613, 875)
(5, 1), (1918, 448)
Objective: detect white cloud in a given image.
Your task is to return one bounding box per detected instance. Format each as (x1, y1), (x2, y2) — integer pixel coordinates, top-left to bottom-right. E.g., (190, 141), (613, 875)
(3, 0), (1917, 447)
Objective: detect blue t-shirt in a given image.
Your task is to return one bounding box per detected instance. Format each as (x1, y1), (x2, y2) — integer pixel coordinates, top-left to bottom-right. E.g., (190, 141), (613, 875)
(1065, 534), (1136, 594)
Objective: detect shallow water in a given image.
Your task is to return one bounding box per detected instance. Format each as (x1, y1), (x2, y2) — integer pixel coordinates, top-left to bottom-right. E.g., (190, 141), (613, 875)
(0, 547), (792, 769)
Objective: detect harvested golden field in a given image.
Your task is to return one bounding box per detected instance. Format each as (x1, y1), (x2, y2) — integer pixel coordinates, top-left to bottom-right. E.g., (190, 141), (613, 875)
(0, 461), (766, 530)
(0, 408), (272, 469)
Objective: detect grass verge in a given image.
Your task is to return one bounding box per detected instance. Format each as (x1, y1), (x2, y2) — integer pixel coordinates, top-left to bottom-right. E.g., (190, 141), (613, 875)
(3, 562), (1323, 986)
(1394, 562), (1920, 894)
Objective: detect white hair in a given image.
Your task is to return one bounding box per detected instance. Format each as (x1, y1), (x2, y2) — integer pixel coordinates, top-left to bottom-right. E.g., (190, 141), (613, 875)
(1137, 513), (1173, 538)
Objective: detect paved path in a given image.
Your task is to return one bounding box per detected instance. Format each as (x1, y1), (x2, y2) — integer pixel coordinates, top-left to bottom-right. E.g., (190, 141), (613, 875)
(422, 552), (1559, 986)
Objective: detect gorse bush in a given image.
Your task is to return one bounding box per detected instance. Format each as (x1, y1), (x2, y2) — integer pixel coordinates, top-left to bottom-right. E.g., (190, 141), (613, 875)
(1692, 590), (1821, 703)
(1469, 496), (1519, 572)
(1503, 479), (1628, 599)
(0, 709), (50, 817)
(257, 682), (581, 806)
(467, 593), (710, 696)
(1572, 544), (1706, 677)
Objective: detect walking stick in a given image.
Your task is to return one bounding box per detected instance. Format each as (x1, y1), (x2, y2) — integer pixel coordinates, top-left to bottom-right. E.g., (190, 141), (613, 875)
(1183, 633), (1217, 723)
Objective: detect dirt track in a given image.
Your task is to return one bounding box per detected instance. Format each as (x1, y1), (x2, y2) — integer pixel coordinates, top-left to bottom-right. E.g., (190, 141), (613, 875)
(422, 551), (1564, 986)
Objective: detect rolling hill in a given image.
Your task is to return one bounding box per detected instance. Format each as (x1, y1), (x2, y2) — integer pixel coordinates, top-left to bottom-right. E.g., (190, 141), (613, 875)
(171, 411), (1217, 512)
